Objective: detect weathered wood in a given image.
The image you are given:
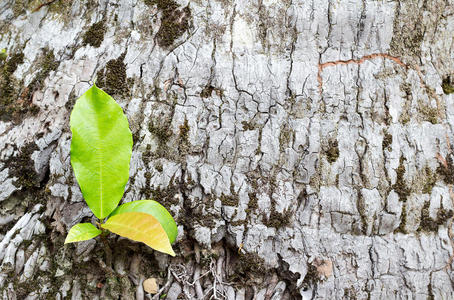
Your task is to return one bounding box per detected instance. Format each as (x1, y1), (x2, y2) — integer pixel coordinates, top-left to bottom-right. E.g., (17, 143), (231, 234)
(1, 0), (454, 299)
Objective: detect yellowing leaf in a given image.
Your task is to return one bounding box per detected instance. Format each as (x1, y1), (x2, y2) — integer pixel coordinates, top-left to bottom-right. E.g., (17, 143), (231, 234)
(65, 223), (102, 244)
(70, 84), (133, 219)
(102, 212), (175, 256)
(109, 200), (178, 243)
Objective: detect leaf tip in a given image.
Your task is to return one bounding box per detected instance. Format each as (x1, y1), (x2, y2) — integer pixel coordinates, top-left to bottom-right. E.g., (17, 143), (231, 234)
(168, 248), (176, 257)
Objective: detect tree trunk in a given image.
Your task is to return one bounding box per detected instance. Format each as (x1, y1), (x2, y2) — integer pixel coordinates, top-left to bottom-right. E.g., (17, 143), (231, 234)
(1, 0), (454, 299)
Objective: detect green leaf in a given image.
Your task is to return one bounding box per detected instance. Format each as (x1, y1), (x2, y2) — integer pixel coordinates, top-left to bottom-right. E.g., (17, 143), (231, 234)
(64, 223), (102, 244)
(102, 212), (175, 256)
(109, 200), (178, 243)
(70, 84), (133, 219)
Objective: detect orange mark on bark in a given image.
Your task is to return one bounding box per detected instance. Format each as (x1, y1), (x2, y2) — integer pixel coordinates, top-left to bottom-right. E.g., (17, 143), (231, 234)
(317, 52), (444, 121)
(317, 53), (406, 94)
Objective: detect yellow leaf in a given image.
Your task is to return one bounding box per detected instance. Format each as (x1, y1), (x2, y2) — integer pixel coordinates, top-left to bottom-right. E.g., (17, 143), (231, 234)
(65, 223), (102, 244)
(102, 212), (175, 256)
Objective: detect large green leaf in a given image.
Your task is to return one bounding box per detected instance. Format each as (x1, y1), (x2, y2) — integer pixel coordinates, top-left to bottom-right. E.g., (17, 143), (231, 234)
(70, 84), (133, 219)
(109, 200), (178, 243)
(102, 212), (175, 256)
(65, 223), (102, 244)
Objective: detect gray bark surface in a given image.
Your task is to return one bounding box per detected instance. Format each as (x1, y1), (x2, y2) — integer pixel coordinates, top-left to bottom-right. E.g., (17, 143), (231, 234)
(1, 0), (454, 299)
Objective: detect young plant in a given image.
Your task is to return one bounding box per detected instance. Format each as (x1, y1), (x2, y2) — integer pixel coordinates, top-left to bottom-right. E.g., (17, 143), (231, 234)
(64, 83), (177, 256)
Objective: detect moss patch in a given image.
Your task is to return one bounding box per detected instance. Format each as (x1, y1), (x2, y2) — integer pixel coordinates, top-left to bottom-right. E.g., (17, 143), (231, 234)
(0, 51), (24, 121)
(96, 52), (129, 97)
(12, 0), (28, 17)
(148, 119), (173, 159)
(418, 201), (453, 232)
(263, 196), (291, 228)
(1, 48), (60, 123)
(144, 0), (192, 48)
(389, 1), (424, 60)
(437, 155), (454, 185)
(82, 21), (106, 48)
(220, 193), (239, 206)
(442, 76), (454, 94)
(422, 167), (437, 194)
(419, 103), (438, 124)
(263, 209), (291, 228)
(7, 142), (40, 188)
(178, 118), (190, 155)
(394, 202), (407, 234)
(392, 156), (410, 202)
(301, 263), (319, 290)
(279, 124), (293, 151)
(326, 140), (339, 163)
(382, 131), (392, 151)
(200, 85), (223, 98)
(229, 252), (266, 283)
(245, 192), (258, 215)
(26, 48), (59, 95)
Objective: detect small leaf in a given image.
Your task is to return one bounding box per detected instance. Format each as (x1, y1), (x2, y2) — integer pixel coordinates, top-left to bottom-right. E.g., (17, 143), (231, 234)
(70, 84), (133, 219)
(102, 212), (175, 256)
(109, 200), (178, 243)
(65, 223), (102, 244)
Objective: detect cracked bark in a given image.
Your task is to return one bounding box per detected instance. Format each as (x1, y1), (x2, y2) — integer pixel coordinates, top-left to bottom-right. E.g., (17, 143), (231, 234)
(1, 0), (454, 299)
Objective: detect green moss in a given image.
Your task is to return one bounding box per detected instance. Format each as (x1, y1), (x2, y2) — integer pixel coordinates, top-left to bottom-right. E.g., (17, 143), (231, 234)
(29, 49), (59, 91)
(422, 167), (437, 194)
(279, 124), (292, 151)
(245, 192), (258, 215)
(155, 161), (163, 172)
(105, 276), (121, 299)
(418, 201), (453, 232)
(178, 118), (190, 155)
(241, 120), (256, 131)
(144, 0), (192, 48)
(1, 48), (60, 123)
(43, 0), (75, 24)
(0, 51), (25, 122)
(263, 210), (291, 228)
(437, 155), (454, 185)
(5, 52), (24, 73)
(392, 156), (410, 202)
(7, 142), (40, 188)
(148, 119), (173, 159)
(419, 103), (438, 124)
(96, 52), (129, 97)
(301, 263), (319, 290)
(82, 21), (106, 48)
(382, 131), (392, 151)
(150, 184), (180, 208)
(398, 83), (411, 125)
(326, 140), (339, 163)
(442, 76), (454, 94)
(200, 85), (215, 98)
(263, 196), (291, 228)
(149, 122), (171, 143)
(200, 85), (223, 98)
(13, 0), (27, 17)
(179, 119), (189, 139)
(389, 2), (424, 60)
(356, 193), (368, 235)
(229, 252), (266, 283)
(220, 193), (239, 206)
(394, 202), (407, 234)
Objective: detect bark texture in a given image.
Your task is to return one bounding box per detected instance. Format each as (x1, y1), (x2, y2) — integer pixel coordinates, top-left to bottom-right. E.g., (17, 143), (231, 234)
(1, 0), (454, 299)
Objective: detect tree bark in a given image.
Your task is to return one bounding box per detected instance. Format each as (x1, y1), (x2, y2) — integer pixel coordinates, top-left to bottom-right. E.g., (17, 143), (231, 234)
(1, 0), (454, 299)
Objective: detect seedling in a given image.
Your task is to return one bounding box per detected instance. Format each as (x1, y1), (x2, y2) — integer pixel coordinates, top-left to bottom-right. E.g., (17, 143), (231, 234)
(65, 83), (177, 256)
